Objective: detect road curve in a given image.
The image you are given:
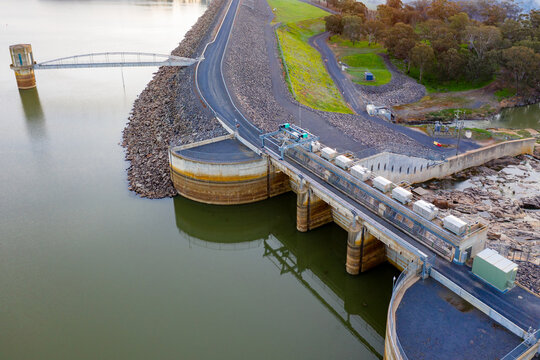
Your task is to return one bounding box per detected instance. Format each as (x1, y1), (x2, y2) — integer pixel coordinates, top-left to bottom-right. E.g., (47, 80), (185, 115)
(193, 0), (538, 333)
(196, 0), (262, 146)
(310, 31), (479, 154)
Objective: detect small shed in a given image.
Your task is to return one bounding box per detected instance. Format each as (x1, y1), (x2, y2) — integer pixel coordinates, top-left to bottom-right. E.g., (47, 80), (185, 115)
(364, 72), (374, 81)
(472, 248), (518, 292)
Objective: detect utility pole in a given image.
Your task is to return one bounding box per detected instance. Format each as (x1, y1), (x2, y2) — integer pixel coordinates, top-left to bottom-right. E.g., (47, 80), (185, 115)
(455, 110), (464, 156)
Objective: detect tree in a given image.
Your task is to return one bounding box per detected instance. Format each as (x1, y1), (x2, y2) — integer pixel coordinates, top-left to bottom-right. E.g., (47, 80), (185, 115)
(362, 20), (384, 46)
(502, 46), (538, 94)
(384, 23), (418, 63)
(437, 48), (467, 79)
(426, 0), (461, 21)
(410, 43), (435, 82)
(386, 0), (403, 9)
(465, 25), (502, 61)
(325, 14), (343, 34)
(460, 0), (520, 25)
(342, 15), (363, 44)
(500, 19), (528, 44)
(448, 12), (470, 41)
(341, 0), (368, 18)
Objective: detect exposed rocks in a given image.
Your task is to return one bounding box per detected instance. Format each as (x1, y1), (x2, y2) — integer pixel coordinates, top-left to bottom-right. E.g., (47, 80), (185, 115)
(223, 0), (295, 131)
(515, 261), (540, 295)
(419, 155), (540, 293)
(122, 0), (228, 198)
(522, 195), (540, 210)
(356, 54), (426, 108)
(224, 0), (435, 159)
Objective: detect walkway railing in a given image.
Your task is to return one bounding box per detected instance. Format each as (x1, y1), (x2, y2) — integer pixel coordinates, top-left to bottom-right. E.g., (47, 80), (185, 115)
(385, 261), (421, 360)
(32, 52), (198, 69)
(501, 329), (540, 360)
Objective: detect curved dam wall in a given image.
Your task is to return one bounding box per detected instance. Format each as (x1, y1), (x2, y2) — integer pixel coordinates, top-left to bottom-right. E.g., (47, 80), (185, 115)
(169, 136), (290, 205)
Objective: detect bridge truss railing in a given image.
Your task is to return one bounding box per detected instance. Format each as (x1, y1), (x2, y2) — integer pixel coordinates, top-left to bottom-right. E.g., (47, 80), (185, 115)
(385, 261), (423, 360)
(501, 329), (540, 360)
(33, 52), (199, 69)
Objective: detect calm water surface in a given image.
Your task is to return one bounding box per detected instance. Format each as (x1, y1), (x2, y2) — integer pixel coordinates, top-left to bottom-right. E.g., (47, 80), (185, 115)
(462, 103), (540, 130)
(0, 0), (398, 358)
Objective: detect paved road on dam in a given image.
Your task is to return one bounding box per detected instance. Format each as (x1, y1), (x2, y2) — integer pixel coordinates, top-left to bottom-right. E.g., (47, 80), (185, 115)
(194, 0), (539, 334)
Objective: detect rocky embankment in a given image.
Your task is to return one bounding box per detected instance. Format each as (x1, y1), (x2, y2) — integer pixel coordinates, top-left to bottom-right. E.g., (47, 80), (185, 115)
(224, 0), (434, 158)
(122, 0), (228, 198)
(356, 54), (426, 108)
(418, 155), (540, 294)
(223, 0), (295, 131)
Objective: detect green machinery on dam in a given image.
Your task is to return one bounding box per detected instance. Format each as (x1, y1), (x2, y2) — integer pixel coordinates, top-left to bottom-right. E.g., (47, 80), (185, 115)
(169, 123), (539, 360)
(168, 124), (489, 275)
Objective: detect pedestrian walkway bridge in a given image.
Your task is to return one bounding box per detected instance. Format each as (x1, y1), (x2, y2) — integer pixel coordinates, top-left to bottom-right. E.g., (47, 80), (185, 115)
(32, 52), (198, 69)
(8, 43), (198, 89)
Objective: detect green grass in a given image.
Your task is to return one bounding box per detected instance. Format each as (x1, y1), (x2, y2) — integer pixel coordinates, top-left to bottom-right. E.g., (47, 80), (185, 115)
(267, 0), (328, 23)
(466, 128), (492, 140)
(329, 37), (387, 53)
(343, 56), (392, 86)
(277, 19), (351, 113)
(390, 58), (494, 93)
(405, 125), (495, 141)
(427, 108), (473, 120)
(327, 36), (391, 86)
(516, 129), (532, 138)
(495, 88), (516, 101)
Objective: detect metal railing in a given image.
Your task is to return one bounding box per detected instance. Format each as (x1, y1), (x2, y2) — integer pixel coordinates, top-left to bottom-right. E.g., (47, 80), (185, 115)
(32, 52), (198, 69)
(386, 261), (420, 360)
(501, 329), (540, 360)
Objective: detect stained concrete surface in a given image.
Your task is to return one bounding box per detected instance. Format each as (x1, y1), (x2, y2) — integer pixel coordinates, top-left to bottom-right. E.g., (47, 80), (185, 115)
(396, 278), (522, 360)
(175, 138), (261, 163)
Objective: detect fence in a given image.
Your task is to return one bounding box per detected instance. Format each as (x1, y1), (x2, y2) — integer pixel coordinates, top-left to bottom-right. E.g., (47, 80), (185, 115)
(501, 329), (540, 360)
(508, 249), (538, 265)
(431, 269), (526, 339)
(385, 261), (421, 360)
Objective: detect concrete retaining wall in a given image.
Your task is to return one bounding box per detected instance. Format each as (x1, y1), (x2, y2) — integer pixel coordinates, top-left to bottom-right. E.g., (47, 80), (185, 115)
(358, 138), (536, 184)
(431, 269), (526, 339)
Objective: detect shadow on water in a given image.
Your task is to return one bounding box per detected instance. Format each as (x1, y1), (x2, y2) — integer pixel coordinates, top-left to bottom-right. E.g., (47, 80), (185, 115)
(19, 88), (47, 141)
(173, 193), (400, 358)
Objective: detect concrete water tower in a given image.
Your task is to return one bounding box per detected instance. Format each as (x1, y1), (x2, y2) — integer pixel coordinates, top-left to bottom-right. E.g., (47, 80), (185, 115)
(9, 44), (36, 89)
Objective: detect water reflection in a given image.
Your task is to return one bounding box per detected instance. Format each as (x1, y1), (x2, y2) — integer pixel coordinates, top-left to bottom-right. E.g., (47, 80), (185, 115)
(173, 193), (399, 358)
(40, 0), (209, 5)
(19, 88), (47, 141)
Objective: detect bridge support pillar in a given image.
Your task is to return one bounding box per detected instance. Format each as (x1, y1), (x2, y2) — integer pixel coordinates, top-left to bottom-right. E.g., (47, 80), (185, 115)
(359, 229), (386, 272)
(346, 219), (362, 275)
(296, 183), (332, 232)
(347, 222), (386, 275)
(9, 44), (36, 89)
(267, 160), (291, 198)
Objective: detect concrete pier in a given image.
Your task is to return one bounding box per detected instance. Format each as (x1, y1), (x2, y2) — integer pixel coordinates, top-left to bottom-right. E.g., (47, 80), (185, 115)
(169, 136), (290, 205)
(9, 44), (36, 89)
(296, 183), (332, 232)
(346, 220), (362, 275)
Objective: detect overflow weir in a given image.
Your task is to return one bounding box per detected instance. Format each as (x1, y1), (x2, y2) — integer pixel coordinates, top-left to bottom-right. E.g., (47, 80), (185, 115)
(169, 125), (539, 360)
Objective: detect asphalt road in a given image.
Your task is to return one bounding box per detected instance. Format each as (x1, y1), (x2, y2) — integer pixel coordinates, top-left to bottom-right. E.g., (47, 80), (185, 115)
(196, 0), (262, 146)
(194, 0), (539, 334)
(310, 31), (480, 155)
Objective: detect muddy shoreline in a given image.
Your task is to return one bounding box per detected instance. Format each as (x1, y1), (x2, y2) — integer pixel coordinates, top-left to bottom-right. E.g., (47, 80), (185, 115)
(121, 0), (228, 199)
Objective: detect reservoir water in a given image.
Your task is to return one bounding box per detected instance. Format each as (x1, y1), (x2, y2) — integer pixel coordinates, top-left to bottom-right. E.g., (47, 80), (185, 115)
(0, 0), (398, 359)
(461, 103), (540, 130)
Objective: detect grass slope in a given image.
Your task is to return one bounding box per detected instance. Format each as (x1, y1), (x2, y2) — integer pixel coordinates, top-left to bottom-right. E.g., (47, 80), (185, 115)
(328, 37), (391, 86)
(269, 0), (351, 113)
(268, 0), (328, 23)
